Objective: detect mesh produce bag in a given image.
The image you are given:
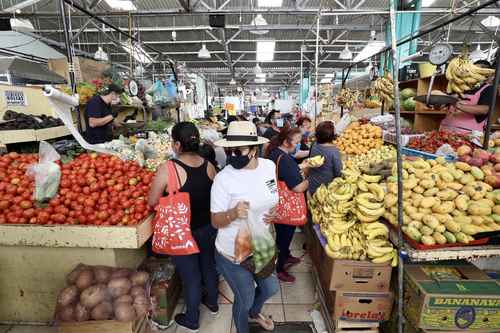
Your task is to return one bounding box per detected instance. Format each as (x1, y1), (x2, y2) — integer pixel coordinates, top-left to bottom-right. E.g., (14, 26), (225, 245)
(26, 141), (61, 203)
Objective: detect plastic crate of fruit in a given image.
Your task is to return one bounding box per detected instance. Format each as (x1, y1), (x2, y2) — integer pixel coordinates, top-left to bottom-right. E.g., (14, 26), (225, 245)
(383, 131), (423, 147)
(401, 147), (456, 162)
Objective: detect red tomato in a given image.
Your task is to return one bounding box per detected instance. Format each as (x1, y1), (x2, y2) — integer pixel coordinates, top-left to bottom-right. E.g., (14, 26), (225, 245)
(6, 184), (17, 194)
(52, 214), (65, 224)
(97, 211), (109, 220)
(0, 201), (9, 210)
(23, 208), (35, 218)
(19, 200), (32, 209)
(82, 187), (91, 195)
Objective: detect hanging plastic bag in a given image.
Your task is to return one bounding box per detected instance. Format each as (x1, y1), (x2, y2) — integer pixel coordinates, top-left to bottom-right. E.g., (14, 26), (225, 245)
(164, 78), (177, 107)
(26, 141), (61, 203)
(247, 210), (276, 275)
(234, 220), (252, 263)
(152, 80), (170, 106)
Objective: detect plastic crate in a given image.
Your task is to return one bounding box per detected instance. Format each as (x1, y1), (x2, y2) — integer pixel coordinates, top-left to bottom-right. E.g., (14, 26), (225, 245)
(401, 147), (456, 162)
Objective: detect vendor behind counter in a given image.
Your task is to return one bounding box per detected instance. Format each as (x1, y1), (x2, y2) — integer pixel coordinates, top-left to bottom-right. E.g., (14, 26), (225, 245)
(440, 60), (496, 135)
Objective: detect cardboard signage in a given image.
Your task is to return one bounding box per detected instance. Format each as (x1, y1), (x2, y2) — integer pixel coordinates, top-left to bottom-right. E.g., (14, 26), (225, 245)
(404, 263), (500, 331)
(5, 90), (27, 106)
(329, 290), (394, 322)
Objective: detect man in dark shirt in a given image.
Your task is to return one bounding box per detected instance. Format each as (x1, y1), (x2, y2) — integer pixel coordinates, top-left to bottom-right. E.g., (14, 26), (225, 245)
(84, 83), (123, 144)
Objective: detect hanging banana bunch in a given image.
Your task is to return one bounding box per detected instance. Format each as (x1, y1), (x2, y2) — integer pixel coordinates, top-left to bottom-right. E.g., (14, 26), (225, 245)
(336, 88), (360, 109)
(373, 74), (394, 108)
(446, 52), (495, 97)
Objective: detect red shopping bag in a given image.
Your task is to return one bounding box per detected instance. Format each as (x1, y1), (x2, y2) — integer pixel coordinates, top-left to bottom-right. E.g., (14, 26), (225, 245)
(152, 160), (200, 255)
(275, 154), (307, 226)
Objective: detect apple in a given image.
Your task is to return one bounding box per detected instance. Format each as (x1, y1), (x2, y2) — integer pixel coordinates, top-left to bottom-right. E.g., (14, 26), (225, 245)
(481, 165), (495, 177)
(490, 153), (500, 163)
(473, 148), (491, 163)
(495, 163), (500, 173)
(468, 158), (484, 167)
(458, 155), (472, 163)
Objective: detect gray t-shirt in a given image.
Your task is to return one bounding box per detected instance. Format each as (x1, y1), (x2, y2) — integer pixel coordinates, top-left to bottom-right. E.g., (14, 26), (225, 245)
(308, 143), (343, 195)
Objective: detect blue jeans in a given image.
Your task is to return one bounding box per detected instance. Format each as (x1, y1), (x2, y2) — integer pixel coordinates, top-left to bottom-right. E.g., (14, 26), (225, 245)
(171, 224), (218, 327)
(215, 250), (280, 333)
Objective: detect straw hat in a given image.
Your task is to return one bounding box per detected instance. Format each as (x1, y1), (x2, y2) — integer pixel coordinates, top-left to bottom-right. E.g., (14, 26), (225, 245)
(214, 121), (269, 148)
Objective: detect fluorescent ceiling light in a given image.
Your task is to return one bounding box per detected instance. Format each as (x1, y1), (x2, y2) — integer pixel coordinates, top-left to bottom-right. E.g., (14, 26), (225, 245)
(353, 41), (385, 63)
(250, 14), (268, 35)
(198, 43), (211, 59)
(94, 46), (109, 61)
(339, 44), (353, 60)
(256, 73), (266, 78)
(257, 0), (282, 7)
(481, 16), (500, 28)
(120, 42), (153, 64)
(10, 18), (34, 32)
(256, 40), (276, 62)
(320, 78), (332, 84)
(104, 0), (136, 11)
(325, 73), (336, 78)
(255, 78), (266, 83)
(421, 0), (436, 7)
(470, 44), (486, 62)
(230, 78), (236, 85)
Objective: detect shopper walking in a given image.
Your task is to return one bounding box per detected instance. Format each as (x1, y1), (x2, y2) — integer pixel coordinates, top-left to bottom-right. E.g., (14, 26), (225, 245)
(211, 121), (280, 333)
(266, 127), (309, 283)
(148, 122), (218, 332)
(308, 121), (343, 195)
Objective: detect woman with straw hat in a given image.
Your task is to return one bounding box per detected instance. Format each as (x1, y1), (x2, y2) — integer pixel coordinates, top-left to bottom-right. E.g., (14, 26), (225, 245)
(211, 121), (280, 333)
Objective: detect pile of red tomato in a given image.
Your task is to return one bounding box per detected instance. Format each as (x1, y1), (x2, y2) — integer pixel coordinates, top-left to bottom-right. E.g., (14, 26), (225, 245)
(0, 152), (154, 225)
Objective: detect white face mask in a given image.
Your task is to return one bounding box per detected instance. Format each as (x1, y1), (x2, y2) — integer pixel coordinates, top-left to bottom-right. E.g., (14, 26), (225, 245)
(276, 119), (284, 128)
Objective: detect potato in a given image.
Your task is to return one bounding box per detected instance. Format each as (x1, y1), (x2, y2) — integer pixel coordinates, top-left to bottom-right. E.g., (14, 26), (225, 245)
(108, 278), (132, 298)
(114, 303), (137, 322)
(66, 263), (88, 285)
(134, 302), (149, 317)
(130, 286), (146, 298)
(111, 268), (133, 279)
(75, 270), (95, 291)
(75, 303), (89, 322)
(57, 286), (79, 307)
(130, 271), (150, 287)
(58, 305), (75, 322)
(91, 301), (113, 320)
(114, 295), (133, 308)
(133, 294), (149, 306)
(80, 284), (107, 309)
(94, 266), (112, 284)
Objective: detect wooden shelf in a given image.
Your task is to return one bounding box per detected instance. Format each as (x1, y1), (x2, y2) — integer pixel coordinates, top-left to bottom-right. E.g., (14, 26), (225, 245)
(0, 126), (72, 144)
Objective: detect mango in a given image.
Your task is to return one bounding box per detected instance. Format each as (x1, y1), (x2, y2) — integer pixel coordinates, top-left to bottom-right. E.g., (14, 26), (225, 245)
(459, 173), (475, 185)
(443, 231), (457, 243)
(439, 171), (454, 182)
(423, 215), (440, 229)
(455, 162), (472, 171)
(420, 197), (437, 209)
(444, 220), (461, 233)
(470, 167), (485, 180)
(420, 226), (434, 236)
(421, 235), (436, 245)
(454, 232), (470, 244)
(461, 224), (479, 235)
(455, 194), (469, 211)
(437, 189), (458, 201)
(468, 203), (492, 216)
(423, 188), (439, 197)
(432, 232), (447, 245)
(405, 226), (422, 242)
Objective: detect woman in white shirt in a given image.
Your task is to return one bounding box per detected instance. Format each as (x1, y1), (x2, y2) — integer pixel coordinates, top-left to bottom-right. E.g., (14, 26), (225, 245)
(211, 121), (280, 333)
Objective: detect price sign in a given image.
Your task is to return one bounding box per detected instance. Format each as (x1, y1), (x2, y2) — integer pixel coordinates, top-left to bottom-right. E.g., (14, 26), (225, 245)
(5, 90), (27, 106)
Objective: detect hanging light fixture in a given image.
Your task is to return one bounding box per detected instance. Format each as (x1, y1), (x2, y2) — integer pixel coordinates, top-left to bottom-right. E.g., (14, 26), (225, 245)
(250, 14), (268, 35)
(94, 46), (109, 61)
(254, 63), (263, 74)
(339, 44), (353, 60)
(230, 78), (236, 85)
(481, 16), (500, 28)
(198, 43), (211, 59)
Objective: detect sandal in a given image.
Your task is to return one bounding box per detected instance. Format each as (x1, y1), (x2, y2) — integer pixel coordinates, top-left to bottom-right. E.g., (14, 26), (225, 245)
(252, 313), (275, 331)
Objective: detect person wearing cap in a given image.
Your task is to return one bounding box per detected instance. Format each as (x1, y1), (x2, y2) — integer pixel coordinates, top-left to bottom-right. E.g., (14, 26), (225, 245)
(84, 83), (123, 144)
(211, 121), (280, 333)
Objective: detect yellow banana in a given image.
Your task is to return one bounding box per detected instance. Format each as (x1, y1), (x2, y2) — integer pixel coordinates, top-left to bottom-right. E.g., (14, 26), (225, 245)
(355, 209), (380, 223)
(367, 183), (385, 201)
(362, 174), (382, 183)
(371, 250), (395, 263)
(357, 204), (385, 217)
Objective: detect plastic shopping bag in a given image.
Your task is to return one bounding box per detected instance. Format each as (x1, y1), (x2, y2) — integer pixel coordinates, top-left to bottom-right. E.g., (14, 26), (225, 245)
(26, 141), (61, 203)
(247, 210), (276, 274)
(234, 220), (252, 263)
(152, 80), (170, 106)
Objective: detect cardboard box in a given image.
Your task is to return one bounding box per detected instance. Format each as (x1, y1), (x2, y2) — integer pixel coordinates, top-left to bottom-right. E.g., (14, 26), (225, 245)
(48, 57), (109, 83)
(404, 263), (500, 331)
(312, 225), (392, 292)
(327, 290), (394, 322)
(58, 315), (146, 333)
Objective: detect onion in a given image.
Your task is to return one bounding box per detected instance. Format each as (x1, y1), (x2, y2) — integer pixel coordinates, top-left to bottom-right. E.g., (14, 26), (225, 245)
(130, 271), (150, 286)
(57, 286), (79, 307)
(75, 270), (95, 290)
(80, 285), (107, 309)
(107, 278), (132, 298)
(114, 303), (137, 322)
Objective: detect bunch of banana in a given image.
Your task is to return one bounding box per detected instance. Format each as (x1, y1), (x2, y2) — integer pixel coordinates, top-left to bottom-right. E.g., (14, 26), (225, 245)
(446, 54), (495, 96)
(307, 155), (325, 168)
(328, 178), (357, 201)
(361, 222), (398, 267)
(336, 88), (360, 109)
(355, 183), (386, 223)
(373, 75), (394, 107)
(324, 224), (367, 260)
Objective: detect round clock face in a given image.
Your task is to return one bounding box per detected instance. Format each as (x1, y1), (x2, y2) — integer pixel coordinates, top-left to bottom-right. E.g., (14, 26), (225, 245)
(128, 80), (138, 96)
(429, 44), (453, 65)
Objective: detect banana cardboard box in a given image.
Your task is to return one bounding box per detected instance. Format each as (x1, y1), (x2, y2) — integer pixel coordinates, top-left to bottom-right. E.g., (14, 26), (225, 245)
(404, 263), (500, 331)
(313, 224), (392, 292)
(326, 289), (394, 322)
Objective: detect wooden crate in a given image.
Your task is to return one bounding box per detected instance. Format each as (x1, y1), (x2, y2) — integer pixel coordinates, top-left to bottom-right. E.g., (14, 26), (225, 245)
(58, 315), (147, 333)
(0, 129), (36, 144)
(334, 320), (379, 333)
(35, 126), (71, 141)
(0, 215), (153, 249)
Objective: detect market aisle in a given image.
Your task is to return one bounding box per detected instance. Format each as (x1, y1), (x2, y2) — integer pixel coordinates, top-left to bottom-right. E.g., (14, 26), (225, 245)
(0, 233), (316, 333)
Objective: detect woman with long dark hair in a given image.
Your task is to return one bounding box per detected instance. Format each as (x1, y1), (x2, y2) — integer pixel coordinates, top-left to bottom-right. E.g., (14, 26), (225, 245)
(148, 122), (218, 332)
(265, 127), (309, 283)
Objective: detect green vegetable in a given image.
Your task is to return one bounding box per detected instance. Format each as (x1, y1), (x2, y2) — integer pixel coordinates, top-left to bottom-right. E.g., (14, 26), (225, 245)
(401, 88), (417, 100)
(402, 97), (416, 111)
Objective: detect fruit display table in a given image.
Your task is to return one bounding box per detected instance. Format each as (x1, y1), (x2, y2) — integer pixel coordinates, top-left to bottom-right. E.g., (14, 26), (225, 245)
(0, 216), (153, 324)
